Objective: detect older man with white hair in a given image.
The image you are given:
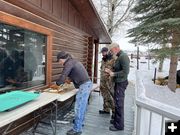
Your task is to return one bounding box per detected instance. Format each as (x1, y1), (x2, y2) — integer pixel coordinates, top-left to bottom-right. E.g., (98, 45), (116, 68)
(105, 43), (130, 131)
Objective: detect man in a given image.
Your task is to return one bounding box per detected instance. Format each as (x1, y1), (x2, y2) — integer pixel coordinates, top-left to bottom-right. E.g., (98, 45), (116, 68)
(99, 47), (115, 118)
(51, 51), (92, 135)
(105, 43), (130, 131)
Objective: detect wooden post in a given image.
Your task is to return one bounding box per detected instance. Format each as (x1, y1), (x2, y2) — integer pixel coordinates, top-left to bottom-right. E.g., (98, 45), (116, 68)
(87, 37), (94, 80)
(153, 68), (157, 84)
(47, 36), (53, 86)
(137, 46), (139, 70)
(93, 40), (99, 83)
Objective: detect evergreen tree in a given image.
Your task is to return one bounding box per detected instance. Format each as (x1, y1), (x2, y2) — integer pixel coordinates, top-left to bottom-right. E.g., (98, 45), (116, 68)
(128, 0), (180, 91)
(151, 47), (167, 72)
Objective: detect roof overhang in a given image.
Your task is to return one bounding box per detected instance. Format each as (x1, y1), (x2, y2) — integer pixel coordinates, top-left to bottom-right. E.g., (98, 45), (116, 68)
(70, 0), (112, 44)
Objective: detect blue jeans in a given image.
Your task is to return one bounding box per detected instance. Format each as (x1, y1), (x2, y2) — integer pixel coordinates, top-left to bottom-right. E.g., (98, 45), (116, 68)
(73, 81), (92, 132)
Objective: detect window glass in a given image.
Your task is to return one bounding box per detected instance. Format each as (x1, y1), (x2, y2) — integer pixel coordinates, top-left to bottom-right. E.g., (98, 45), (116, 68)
(0, 23), (46, 91)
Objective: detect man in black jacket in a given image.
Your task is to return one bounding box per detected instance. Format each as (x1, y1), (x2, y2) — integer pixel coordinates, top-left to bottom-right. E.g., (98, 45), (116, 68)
(52, 51), (92, 135)
(105, 43), (130, 131)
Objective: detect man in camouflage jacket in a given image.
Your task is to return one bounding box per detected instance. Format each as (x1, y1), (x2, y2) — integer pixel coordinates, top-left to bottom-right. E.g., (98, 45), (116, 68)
(99, 47), (115, 118)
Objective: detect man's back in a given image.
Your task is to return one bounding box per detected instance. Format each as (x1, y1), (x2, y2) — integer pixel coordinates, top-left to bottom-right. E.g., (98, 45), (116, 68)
(113, 50), (130, 82)
(57, 58), (90, 88)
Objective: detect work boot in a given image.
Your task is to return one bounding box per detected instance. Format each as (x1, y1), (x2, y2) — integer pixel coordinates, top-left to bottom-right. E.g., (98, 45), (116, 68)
(111, 114), (115, 119)
(99, 110), (110, 114)
(110, 119), (114, 124)
(66, 129), (82, 135)
(109, 126), (124, 131)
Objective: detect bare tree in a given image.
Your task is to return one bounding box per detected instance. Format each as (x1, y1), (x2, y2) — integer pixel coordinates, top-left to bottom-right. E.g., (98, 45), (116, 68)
(93, 0), (135, 37)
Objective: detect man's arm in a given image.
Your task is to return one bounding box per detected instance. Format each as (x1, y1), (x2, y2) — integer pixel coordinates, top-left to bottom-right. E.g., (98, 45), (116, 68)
(56, 62), (73, 85)
(114, 55), (130, 78)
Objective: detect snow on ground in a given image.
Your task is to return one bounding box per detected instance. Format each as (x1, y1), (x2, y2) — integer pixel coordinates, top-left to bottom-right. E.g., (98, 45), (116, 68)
(98, 54), (180, 108)
(129, 57), (180, 108)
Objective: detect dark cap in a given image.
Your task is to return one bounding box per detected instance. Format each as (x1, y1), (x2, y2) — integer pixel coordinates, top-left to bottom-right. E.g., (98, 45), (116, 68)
(56, 51), (68, 62)
(100, 47), (108, 53)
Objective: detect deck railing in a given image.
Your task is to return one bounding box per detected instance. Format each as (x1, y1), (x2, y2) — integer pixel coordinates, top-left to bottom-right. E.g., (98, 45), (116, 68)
(134, 71), (180, 135)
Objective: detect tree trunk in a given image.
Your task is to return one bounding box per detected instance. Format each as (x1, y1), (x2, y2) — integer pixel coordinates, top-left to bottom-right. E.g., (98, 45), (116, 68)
(107, 0), (115, 37)
(158, 58), (164, 72)
(168, 55), (178, 92)
(168, 30), (179, 92)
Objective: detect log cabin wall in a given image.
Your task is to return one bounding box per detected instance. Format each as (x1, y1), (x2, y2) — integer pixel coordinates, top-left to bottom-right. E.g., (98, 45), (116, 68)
(0, 0), (97, 134)
(1, 0), (95, 84)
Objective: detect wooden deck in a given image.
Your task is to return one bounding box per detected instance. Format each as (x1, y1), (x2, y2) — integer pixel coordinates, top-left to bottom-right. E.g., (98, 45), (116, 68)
(22, 82), (135, 135)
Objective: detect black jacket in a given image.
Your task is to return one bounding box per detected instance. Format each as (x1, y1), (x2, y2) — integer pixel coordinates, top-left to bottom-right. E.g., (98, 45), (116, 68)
(113, 50), (130, 82)
(56, 57), (90, 88)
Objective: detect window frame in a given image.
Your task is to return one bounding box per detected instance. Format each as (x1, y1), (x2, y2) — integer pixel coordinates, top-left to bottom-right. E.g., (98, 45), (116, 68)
(0, 11), (53, 90)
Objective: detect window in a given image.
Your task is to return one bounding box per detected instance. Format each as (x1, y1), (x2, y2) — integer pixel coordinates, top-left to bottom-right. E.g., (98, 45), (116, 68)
(0, 23), (46, 91)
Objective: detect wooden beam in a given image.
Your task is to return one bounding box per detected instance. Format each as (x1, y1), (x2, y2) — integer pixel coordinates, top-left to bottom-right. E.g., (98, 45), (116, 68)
(87, 37), (94, 79)
(46, 36), (53, 86)
(93, 39), (99, 83)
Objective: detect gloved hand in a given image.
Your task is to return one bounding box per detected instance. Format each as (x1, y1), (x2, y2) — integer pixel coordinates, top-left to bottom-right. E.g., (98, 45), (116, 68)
(50, 84), (60, 90)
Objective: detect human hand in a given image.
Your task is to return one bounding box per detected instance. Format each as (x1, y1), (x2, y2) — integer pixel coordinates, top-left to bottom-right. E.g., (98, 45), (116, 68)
(104, 68), (115, 77)
(104, 68), (111, 74)
(65, 79), (71, 84)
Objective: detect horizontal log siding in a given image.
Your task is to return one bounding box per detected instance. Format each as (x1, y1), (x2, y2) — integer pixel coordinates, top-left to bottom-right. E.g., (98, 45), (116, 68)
(1, 0), (92, 84)
(0, 0), (95, 134)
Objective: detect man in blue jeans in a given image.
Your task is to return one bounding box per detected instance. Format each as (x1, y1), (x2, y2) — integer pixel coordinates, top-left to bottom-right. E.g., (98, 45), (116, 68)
(51, 51), (92, 135)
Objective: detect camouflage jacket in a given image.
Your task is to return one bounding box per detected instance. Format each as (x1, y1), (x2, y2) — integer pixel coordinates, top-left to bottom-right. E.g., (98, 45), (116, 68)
(100, 55), (115, 92)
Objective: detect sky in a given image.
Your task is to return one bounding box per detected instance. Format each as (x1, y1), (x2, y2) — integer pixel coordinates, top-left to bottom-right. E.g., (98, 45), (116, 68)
(107, 18), (148, 52)
(112, 33), (147, 52)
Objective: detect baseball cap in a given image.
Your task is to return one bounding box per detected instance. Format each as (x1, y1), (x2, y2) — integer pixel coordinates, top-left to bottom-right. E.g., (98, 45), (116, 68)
(100, 47), (108, 53)
(56, 51), (68, 62)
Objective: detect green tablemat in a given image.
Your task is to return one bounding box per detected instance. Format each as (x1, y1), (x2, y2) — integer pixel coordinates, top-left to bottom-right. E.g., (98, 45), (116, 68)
(0, 91), (40, 112)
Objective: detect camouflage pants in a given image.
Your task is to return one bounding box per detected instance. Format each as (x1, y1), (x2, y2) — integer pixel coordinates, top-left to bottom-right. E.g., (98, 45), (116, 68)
(100, 80), (115, 113)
